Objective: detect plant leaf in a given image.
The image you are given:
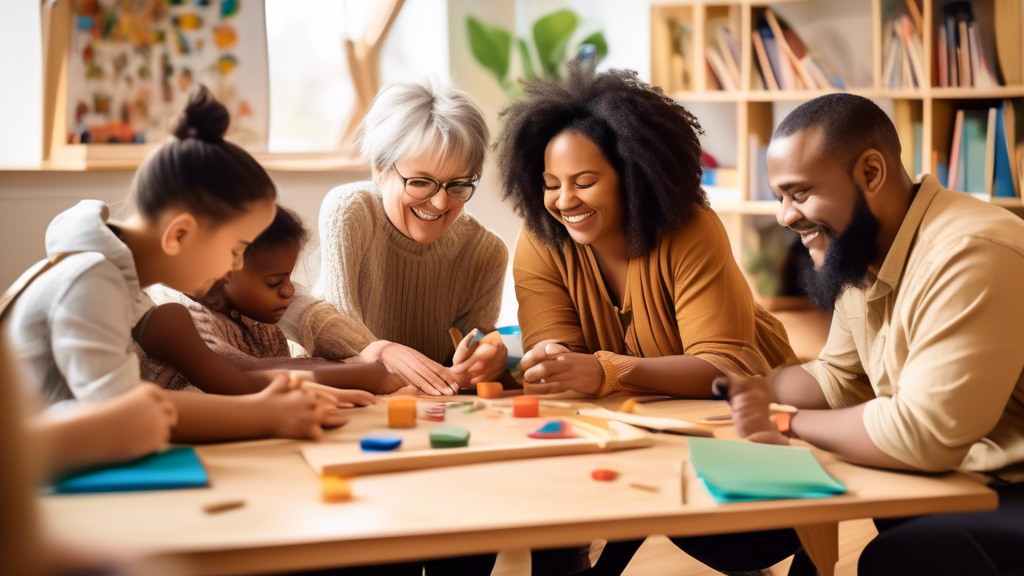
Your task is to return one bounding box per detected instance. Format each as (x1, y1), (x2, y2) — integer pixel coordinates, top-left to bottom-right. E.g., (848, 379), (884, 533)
(517, 38), (536, 80)
(466, 16), (512, 84)
(533, 9), (578, 80)
(578, 31), (608, 63)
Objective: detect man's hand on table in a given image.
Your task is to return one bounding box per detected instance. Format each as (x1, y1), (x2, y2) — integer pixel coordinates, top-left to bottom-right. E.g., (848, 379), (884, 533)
(713, 374), (790, 445)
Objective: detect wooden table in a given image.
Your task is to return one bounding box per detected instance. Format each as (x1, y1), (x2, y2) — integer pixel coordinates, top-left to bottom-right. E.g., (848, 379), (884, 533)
(39, 396), (997, 576)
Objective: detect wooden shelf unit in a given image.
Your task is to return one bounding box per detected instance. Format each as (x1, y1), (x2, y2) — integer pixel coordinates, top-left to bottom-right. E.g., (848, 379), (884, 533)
(653, 0), (1024, 347)
(652, 0), (1024, 213)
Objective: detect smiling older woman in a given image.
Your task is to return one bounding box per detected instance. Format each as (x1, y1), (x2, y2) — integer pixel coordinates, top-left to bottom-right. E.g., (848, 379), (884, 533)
(279, 80), (510, 397)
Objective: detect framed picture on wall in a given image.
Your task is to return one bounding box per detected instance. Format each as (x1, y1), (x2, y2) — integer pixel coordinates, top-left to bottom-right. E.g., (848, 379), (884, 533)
(42, 0), (269, 168)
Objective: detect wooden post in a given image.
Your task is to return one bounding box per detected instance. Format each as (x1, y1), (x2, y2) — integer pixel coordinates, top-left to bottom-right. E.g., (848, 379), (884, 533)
(795, 522), (839, 576)
(337, 0), (407, 154)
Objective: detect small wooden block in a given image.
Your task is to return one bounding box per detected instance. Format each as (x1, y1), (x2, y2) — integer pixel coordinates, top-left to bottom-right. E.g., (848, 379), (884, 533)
(477, 381), (503, 399)
(430, 425), (470, 449)
(388, 397), (417, 428)
(513, 395), (539, 418)
(321, 475), (352, 502)
(202, 498), (246, 514)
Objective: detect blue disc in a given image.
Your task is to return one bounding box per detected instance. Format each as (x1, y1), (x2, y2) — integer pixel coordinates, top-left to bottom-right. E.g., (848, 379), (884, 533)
(360, 435), (403, 452)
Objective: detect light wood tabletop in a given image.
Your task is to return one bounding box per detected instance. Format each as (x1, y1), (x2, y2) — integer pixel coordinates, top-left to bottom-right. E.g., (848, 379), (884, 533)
(39, 395), (997, 576)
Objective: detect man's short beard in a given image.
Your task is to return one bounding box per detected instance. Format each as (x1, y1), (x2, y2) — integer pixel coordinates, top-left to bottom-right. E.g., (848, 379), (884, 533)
(798, 189), (881, 310)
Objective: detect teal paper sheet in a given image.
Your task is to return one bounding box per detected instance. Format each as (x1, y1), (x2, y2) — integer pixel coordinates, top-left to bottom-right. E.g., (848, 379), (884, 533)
(689, 437), (846, 503)
(53, 446), (208, 494)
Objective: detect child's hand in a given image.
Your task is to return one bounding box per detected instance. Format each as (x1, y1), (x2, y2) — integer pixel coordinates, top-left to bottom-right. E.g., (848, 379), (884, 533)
(255, 375), (344, 440)
(300, 382), (377, 408)
(451, 330), (508, 388)
(96, 383), (178, 459)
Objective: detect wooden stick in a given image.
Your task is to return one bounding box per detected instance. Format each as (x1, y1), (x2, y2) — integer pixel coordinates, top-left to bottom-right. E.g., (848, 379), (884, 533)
(681, 459), (688, 505)
(630, 482), (660, 493)
(202, 499), (246, 515)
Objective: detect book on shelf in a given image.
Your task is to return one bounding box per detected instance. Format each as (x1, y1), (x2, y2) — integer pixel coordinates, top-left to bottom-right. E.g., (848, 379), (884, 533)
(749, 135), (774, 202)
(757, 19), (788, 90)
(668, 18), (695, 92)
(706, 19), (740, 91)
(935, 2), (999, 88)
(752, 10), (842, 92)
(963, 109), (988, 194)
(751, 27), (779, 91)
(948, 109), (965, 189)
(944, 101), (1023, 199)
(716, 20), (742, 87)
(707, 48), (738, 92)
(883, 7), (925, 89)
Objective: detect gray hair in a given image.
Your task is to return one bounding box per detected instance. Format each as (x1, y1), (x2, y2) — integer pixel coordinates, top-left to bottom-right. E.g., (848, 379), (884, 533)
(359, 80), (490, 179)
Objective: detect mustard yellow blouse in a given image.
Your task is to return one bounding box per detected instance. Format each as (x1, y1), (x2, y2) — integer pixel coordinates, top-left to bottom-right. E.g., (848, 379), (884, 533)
(513, 206), (797, 396)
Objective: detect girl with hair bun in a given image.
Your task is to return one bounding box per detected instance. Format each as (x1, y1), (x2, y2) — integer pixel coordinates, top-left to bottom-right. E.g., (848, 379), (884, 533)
(4, 85), (348, 444)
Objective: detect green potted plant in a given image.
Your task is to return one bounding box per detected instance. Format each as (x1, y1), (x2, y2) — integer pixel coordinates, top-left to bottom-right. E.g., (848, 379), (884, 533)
(466, 9), (608, 97)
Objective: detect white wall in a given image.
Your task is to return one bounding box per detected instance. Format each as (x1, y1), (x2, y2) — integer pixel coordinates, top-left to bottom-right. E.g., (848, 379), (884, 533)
(0, 0), (42, 168)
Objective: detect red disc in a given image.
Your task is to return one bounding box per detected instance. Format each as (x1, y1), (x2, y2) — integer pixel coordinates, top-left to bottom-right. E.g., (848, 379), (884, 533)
(591, 469), (618, 481)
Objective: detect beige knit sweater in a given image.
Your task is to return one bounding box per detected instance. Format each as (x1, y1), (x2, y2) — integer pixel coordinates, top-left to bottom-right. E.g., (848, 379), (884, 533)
(281, 181), (508, 365)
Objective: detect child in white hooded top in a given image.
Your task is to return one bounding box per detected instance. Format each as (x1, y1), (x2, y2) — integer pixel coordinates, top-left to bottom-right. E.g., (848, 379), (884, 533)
(3, 86), (347, 443)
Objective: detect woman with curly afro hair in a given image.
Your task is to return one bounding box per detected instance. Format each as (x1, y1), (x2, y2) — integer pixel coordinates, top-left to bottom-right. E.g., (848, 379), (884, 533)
(497, 61), (797, 401)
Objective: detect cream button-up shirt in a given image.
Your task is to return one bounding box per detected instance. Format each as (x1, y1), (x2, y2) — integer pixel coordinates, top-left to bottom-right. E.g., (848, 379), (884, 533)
(803, 175), (1024, 480)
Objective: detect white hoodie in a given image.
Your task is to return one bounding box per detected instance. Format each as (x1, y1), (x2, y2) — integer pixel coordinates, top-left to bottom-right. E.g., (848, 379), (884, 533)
(4, 200), (154, 404)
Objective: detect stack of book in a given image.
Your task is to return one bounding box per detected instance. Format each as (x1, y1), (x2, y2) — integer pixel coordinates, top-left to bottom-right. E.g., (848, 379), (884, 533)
(882, 0), (926, 89)
(706, 18), (741, 91)
(934, 2), (999, 88)
(938, 100), (1021, 198)
(751, 9), (843, 92)
(668, 18), (695, 93)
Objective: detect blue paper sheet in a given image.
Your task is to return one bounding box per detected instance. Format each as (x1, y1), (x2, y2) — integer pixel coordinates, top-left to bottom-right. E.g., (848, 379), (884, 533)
(689, 437), (846, 503)
(53, 446), (208, 494)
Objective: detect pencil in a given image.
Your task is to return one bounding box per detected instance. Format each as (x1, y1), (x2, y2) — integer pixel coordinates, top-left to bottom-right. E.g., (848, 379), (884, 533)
(681, 458), (688, 505)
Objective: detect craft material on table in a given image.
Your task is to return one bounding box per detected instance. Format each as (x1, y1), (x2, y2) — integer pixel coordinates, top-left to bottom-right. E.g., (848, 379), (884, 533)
(688, 437), (846, 503)
(423, 404), (446, 422)
(528, 420), (578, 439)
(52, 447), (208, 494)
(388, 397), (417, 428)
(429, 425), (471, 448)
(578, 407), (714, 437)
(321, 475), (353, 502)
(477, 381), (504, 399)
(514, 395), (540, 418)
(591, 469), (618, 481)
(302, 405), (653, 476)
(202, 499), (246, 514)
(361, 435), (403, 452)
(630, 482), (660, 493)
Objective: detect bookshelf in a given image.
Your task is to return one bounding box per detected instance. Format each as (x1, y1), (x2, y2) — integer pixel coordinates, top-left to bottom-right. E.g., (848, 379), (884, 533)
(651, 0), (1024, 214)
(652, 0), (1024, 358)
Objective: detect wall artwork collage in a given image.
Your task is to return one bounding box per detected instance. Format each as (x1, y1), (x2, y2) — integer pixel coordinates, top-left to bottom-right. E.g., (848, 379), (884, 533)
(66, 0), (268, 149)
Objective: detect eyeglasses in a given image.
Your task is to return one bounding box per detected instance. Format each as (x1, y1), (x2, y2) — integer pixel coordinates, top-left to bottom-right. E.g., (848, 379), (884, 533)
(392, 164), (478, 202)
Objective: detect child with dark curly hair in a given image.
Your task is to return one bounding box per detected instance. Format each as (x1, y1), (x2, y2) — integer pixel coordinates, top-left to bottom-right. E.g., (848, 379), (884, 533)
(497, 61), (798, 400)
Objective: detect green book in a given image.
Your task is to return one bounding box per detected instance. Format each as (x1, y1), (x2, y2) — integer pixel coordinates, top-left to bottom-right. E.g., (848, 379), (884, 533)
(962, 109), (989, 194)
(689, 437), (846, 503)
